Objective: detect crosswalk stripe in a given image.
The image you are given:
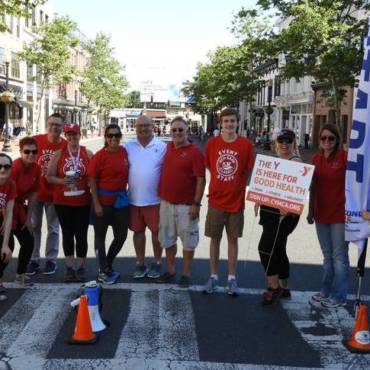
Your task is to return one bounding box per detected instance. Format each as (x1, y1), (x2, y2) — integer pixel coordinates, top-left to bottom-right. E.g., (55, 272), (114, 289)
(0, 288), (51, 354)
(6, 287), (75, 360)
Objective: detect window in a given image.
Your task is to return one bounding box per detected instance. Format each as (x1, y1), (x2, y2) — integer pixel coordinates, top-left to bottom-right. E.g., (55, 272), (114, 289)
(10, 15), (14, 33)
(16, 17), (20, 37)
(32, 5), (36, 26)
(39, 10), (43, 25)
(25, 10), (29, 27)
(11, 52), (20, 79)
(274, 76), (281, 97)
(45, 14), (49, 23)
(27, 63), (34, 80)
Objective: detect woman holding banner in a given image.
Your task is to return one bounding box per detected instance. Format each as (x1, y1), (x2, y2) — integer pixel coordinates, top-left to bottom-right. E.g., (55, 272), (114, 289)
(307, 123), (349, 308)
(255, 128), (301, 305)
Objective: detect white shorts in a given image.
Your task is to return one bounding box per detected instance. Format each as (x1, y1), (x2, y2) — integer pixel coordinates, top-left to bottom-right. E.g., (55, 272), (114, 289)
(158, 200), (199, 251)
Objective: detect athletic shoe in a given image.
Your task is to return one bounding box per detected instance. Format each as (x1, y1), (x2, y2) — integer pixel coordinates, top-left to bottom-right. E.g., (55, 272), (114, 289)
(64, 267), (76, 283)
(133, 264), (148, 279)
(147, 262), (161, 279)
(178, 275), (191, 288)
(310, 292), (329, 304)
(321, 299), (346, 309)
(156, 271), (176, 284)
(281, 288), (291, 299)
(75, 267), (86, 283)
(262, 287), (283, 305)
(42, 261), (57, 275)
(225, 279), (241, 296)
(97, 271), (120, 285)
(14, 275), (34, 287)
(26, 261), (40, 276)
(203, 277), (218, 294)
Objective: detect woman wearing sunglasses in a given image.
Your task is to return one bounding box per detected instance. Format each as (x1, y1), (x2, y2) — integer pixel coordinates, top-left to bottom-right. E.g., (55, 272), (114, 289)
(255, 128), (301, 305)
(87, 123), (129, 285)
(307, 123), (349, 308)
(46, 124), (93, 283)
(9, 137), (40, 287)
(0, 154), (16, 301)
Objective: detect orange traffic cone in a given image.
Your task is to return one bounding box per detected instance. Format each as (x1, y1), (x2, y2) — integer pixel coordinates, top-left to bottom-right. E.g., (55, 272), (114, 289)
(345, 303), (370, 353)
(69, 295), (97, 344)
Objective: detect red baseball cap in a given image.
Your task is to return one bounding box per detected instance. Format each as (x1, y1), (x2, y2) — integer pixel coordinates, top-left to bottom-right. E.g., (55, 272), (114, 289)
(64, 124), (80, 134)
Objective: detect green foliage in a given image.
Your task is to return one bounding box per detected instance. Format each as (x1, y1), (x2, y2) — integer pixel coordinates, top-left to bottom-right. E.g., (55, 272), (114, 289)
(80, 33), (128, 116)
(125, 90), (143, 108)
(0, 0), (45, 32)
(20, 16), (78, 88)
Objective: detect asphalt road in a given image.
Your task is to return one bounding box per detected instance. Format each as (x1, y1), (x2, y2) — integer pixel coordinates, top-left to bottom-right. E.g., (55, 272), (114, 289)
(1, 136), (370, 369)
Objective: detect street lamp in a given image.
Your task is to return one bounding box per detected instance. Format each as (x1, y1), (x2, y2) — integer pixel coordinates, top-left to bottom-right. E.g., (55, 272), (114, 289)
(2, 50), (11, 152)
(264, 80), (273, 150)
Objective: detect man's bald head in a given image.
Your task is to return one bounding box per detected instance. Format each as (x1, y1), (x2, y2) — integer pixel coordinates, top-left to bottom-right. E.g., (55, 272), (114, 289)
(136, 114), (154, 144)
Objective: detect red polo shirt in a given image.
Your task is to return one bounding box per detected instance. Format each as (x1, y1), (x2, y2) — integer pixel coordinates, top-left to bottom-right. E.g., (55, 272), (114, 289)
(312, 149), (347, 224)
(159, 142), (205, 205)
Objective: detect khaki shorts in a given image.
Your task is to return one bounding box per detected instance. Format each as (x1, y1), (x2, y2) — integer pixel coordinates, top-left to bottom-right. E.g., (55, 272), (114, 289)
(205, 206), (244, 239)
(159, 200), (199, 251)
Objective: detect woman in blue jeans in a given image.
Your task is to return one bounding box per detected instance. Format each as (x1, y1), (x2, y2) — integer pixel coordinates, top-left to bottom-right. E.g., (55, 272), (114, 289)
(307, 123), (349, 308)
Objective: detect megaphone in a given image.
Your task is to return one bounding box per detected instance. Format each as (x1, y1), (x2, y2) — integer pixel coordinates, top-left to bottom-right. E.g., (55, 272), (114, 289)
(83, 281), (106, 333)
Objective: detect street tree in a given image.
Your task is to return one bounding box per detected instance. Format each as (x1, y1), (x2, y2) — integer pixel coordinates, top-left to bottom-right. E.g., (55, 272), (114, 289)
(80, 33), (128, 126)
(126, 90), (143, 108)
(0, 0), (45, 32)
(20, 16), (78, 125)
(253, 0), (370, 133)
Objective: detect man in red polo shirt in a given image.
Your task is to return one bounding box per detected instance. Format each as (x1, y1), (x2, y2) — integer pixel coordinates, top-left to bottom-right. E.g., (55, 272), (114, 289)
(203, 108), (254, 296)
(26, 113), (67, 276)
(157, 116), (206, 287)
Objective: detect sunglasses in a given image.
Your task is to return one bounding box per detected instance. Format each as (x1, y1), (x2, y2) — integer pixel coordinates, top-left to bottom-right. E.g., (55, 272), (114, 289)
(0, 164), (11, 171)
(277, 138), (293, 144)
(172, 128), (184, 133)
(23, 149), (38, 155)
(320, 136), (335, 142)
(106, 133), (122, 139)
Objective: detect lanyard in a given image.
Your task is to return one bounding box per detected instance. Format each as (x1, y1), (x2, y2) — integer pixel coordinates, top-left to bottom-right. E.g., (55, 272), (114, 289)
(68, 145), (80, 172)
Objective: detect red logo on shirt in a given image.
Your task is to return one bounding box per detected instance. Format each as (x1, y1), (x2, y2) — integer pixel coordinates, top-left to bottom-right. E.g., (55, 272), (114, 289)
(216, 150), (238, 181)
(38, 149), (55, 176)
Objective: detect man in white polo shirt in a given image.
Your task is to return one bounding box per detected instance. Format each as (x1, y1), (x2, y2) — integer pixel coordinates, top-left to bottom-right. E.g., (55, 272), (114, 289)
(125, 115), (167, 279)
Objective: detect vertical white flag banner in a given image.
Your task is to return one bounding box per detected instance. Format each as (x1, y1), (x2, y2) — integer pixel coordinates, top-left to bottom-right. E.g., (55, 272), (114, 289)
(345, 18), (370, 252)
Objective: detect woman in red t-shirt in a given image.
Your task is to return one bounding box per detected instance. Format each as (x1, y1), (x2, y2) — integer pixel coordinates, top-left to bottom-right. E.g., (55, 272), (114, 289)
(10, 137), (40, 287)
(87, 123), (129, 285)
(47, 124), (93, 283)
(0, 153), (16, 301)
(307, 123), (349, 308)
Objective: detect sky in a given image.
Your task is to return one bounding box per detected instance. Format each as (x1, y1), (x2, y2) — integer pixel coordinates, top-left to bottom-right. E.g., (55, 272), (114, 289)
(52, 0), (256, 93)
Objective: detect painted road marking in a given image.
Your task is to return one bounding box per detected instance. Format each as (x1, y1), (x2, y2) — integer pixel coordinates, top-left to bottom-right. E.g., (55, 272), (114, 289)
(1, 283), (370, 370)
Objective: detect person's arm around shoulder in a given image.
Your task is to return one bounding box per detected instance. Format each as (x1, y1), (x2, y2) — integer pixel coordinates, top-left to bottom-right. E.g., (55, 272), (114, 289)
(46, 150), (70, 186)
(1, 199), (14, 263)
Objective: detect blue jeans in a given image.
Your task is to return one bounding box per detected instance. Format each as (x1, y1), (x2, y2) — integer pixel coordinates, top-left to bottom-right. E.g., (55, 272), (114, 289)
(315, 223), (349, 303)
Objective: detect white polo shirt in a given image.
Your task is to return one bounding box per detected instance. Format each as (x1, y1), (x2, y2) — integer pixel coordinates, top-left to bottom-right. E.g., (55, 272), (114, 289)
(125, 137), (167, 206)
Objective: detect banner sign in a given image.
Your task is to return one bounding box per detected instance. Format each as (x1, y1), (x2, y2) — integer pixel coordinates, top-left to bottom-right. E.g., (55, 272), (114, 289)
(345, 19), (370, 244)
(246, 154), (314, 215)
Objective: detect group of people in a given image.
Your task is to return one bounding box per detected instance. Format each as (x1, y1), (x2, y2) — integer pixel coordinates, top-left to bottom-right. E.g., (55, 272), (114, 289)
(0, 108), (368, 308)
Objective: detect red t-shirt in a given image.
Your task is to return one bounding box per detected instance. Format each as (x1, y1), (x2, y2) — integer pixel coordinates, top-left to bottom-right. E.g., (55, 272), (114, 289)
(34, 134), (67, 202)
(53, 146), (90, 207)
(87, 146), (129, 206)
(312, 149), (347, 224)
(0, 179), (16, 221)
(10, 158), (41, 228)
(205, 135), (254, 212)
(159, 142), (205, 205)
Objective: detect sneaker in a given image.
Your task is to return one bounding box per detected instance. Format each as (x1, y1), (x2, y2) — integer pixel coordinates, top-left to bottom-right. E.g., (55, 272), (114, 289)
(156, 271), (176, 284)
(203, 277), (218, 294)
(42, 261), (57, 275)
(133, 264), (148, 279)
(147, 262), (161, 279)
(14, 275), (34, 287)
(26, 261), (40, 276)
(178, 275), (191, 288)
(281, 288), (291, 299)
(310, 292), (329, 304)
(321, 298), (346, 309)
(262, 287), (283, 305)
(225, 279), (240, 296)
(97, 270), (120, 285)
(64, 267), (76, 283)
(75, 267), (86, 283)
